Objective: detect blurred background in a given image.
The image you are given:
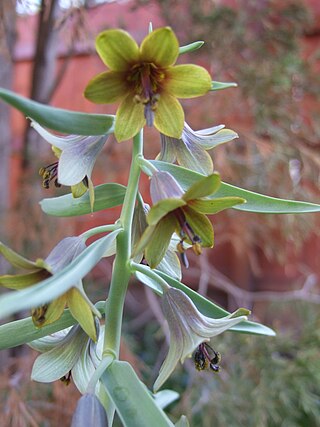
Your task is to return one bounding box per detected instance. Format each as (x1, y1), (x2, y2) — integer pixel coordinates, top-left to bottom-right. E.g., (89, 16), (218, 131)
(0, 0), (320, 425)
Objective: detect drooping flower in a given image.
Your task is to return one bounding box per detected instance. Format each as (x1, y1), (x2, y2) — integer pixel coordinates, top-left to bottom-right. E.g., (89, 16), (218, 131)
(84, 27), (212, 142)
(30, 322), (104, 394)
(31, 120), (109, 206)
(0, 237), (99, 341)
(133, 171), (245, 268)
(71, 393), (108, 427)
(153, 287), (249, 391)
(157, 122), (239, 175)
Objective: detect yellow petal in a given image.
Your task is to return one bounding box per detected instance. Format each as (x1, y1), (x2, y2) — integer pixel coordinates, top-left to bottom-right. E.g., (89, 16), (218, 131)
(154, 92), (184, 139)
(165, 65), (212, 98)
(114, 94), (145, 142)
(67, 288), (97, 341)
(96, 29), (140, 71)
(84, 71), (128, 104)
(140, 27), (179, 67)
(32, 295), (66, 327)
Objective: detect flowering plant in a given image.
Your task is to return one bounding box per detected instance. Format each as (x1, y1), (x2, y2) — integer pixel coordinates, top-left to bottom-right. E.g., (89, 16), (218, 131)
(0, 26), (319, 426)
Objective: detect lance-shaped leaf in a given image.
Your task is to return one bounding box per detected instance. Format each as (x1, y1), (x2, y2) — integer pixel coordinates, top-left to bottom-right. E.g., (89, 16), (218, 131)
(0, 230), (121, 320)
(151, 161), (320, 214)
(40, 183), (126, 217)
(0, 87), (114, 135)
(101, 361), (175, 427)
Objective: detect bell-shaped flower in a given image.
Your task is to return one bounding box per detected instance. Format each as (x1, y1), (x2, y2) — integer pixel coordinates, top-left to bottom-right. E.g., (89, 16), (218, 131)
(133, 171), (245, 268)
(158, 122), (238, 175)
(31, 120), (109, 207)
(84, 27), (212, 142)
(30, 322), (104, 394)
(154, 287), (248, 391)
(0, 237), (99, 341)
(131, 201), (182, 279)
(71, 393), (108, 427)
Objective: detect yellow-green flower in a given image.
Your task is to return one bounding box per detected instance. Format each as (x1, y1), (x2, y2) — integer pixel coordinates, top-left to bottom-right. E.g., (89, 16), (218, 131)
(84, 27), (212, 142)
(133, 171), (246, 268)
(0, 237), (99, 341)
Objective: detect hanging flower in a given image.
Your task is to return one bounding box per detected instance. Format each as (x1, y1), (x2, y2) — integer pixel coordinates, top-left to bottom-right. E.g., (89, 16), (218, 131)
(84, 27), (212, 142)
(158, 122), (238, 175)
(31, 120), (109, 207)
(153, 287), (249, 391)
(30, 322), (104, 394)
(133, 171), (245, 268)
(0, 237), (99, 341)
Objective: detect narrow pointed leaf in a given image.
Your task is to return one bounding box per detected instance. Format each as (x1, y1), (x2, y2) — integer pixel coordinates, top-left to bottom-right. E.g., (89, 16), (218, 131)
(151, 161), (320, 214)
(211, 81), (238, 91)
(0, 88), (114, 135)
(40, 183), (126, 217)
(0, 230), (121, 320)
(179, 41), (204, 54)
(101, 361), (175, 427)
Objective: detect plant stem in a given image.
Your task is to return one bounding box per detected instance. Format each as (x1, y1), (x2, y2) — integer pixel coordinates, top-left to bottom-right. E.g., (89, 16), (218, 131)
(102, 130), (143, 357)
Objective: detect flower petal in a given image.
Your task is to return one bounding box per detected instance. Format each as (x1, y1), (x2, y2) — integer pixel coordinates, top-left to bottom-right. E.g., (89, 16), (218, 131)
(45, 237), (86, 274)
(154, 92), (184, 139)
(183, 174), (221, 201)
(189, 196), (246, 214)
(84, 71), (129, 104)
(95, 29), (139, 71)
(157, 134), (177, 164)
(32, 295), (67, 327)
(58, 136), (106, 185)
(189, 128), (238, 150)
(147, 199), (186, 226)
(183, 206), (214, 247)
(0, 242), (41, 270)
(0, 270), (50, 289)
(175, 137), (214, 175)
(140, 27), (179, 67)
(68, 288), (97, 341)
(143, 216), (177, 268)
(165, 65), (211, 98)
(114, 94), (145, 142)
(150, 171), (184, 203)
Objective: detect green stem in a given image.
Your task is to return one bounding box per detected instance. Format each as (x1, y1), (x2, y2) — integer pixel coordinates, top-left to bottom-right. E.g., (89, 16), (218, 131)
(130, 262), (169, 294)
(81, 223), (121, 241)
(102, 130), (143, 357)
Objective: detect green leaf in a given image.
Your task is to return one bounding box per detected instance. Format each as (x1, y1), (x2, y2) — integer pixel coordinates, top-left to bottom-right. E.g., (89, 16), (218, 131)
(0, 88), (115, 135)
(179, 41), (204, 54)
(154, 390), (180, 409)
(151, 161), (320, 214)
(101, 361), (174, 427)
(40, 183), (126, 217)
(0, 308), (76, 350)
(211, 81), (238, 91)
(0, 230), (121, 320)
(134, 265), (275, 337)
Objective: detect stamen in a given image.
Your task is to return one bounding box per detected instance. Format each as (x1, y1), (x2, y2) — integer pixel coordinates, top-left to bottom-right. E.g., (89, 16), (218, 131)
(177, 240), (189, 268)
(60, 371), (72, 386)
(194, 343), (221, 374)
(175, 209), (203, 256)
(32, 304), (49, 325)
(39, 162), (60, 189)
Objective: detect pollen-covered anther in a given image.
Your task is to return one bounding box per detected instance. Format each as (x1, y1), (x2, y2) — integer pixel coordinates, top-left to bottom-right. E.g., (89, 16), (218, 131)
(32, 304), (49, 326)
(39, 162), (61, 189)
(194, 343), (221, 373)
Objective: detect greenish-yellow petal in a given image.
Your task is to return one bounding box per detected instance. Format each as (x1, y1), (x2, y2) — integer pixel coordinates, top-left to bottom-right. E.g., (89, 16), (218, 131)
(68, 288), (97, 341)
(183, 206), (214, 247)
(0, 270), (51, 290)
(114, 94), (145, 142)
(32, 295), (66, 328)
(0, 242), (40, 270)
(183, 173), (221, 202)
(147, 199), (186, 226)
(145, 215), (178, 268)
(189, 196), (246, 214)
(71, 181), (88, 198)
(154, 92), (184, 139)
(95, 29), (139, 71)
(165, 65), (212, 98)
(84, 71), (128, 104)
(140, 27), (179, 67)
